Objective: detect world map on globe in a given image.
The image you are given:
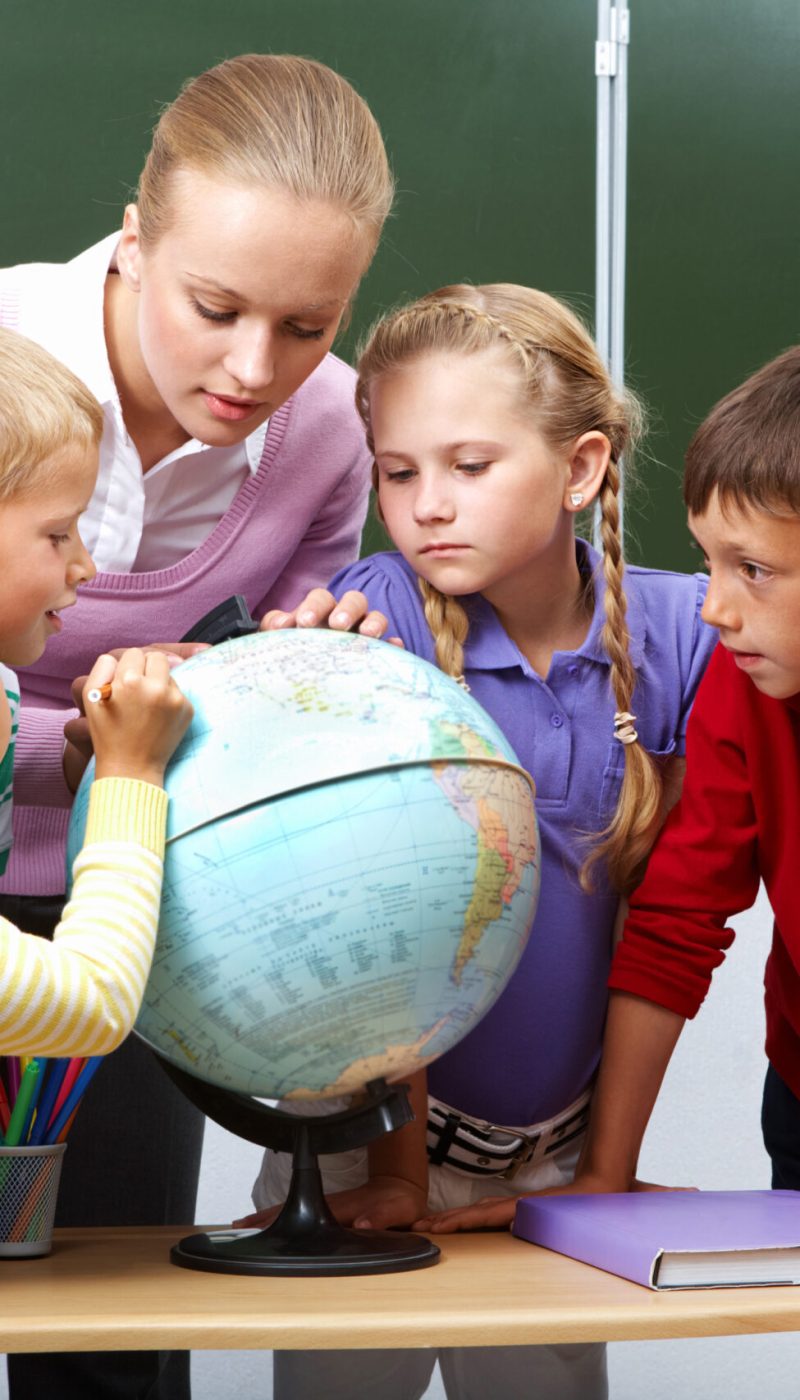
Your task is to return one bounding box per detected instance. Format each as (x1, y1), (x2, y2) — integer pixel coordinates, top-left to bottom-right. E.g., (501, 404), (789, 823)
(67, 630), (540, 1101)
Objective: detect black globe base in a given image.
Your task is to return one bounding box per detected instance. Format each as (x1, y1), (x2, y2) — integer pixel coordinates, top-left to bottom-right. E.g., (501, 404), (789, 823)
(155, 1058), (440, 1276)
(172, 1224), (439, 1277)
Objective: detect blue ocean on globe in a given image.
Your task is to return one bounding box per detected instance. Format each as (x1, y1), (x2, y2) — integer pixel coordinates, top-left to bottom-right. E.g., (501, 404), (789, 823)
(67, 630), (540, 1100)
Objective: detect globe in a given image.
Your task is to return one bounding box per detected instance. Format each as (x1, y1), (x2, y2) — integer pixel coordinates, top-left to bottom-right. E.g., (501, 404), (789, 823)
(67, 629), (540, 1104)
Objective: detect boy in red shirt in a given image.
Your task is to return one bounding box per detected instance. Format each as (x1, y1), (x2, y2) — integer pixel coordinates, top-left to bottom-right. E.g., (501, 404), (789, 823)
(575, 344), (800, 1197)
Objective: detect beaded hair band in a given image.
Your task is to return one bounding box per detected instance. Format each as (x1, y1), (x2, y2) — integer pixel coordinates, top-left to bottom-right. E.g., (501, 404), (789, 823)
(613, 711), (638, 745)
(430, 300), (540, 363)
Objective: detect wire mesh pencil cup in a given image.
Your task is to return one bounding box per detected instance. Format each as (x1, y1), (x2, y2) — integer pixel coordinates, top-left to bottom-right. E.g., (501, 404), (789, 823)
(0, 1144), (66, 1257)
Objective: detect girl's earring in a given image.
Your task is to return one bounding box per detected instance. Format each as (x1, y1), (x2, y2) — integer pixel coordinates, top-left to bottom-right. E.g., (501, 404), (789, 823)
(569, 492), (585, 508)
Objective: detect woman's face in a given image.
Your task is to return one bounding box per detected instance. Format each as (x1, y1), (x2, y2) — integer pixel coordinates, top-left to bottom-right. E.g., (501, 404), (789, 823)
(116, 170), (373, 446)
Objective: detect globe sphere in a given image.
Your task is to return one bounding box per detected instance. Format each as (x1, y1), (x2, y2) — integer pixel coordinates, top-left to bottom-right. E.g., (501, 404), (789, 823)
(67, 630), (539, 1100)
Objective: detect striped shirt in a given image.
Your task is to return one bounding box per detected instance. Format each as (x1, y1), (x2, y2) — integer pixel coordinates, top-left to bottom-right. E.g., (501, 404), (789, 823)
(0, 777), (168, 1056)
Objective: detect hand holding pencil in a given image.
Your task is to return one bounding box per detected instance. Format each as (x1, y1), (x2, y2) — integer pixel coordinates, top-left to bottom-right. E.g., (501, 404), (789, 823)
(82, 648), (194, 788)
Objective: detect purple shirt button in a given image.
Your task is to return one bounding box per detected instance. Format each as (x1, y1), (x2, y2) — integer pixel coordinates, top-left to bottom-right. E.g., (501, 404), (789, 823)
(550, 713), (564, 728)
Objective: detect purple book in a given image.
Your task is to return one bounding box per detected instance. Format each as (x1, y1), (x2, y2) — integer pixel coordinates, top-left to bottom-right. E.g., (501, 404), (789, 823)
(513, 1190), (800, 1290)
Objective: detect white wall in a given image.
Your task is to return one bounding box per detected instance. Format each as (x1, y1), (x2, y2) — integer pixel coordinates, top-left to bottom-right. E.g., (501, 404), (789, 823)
(188, 885), (800, 1400)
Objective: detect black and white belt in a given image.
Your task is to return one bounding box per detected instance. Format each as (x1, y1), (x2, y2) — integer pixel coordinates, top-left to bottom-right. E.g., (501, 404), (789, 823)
(426, 1088), (592, 1179)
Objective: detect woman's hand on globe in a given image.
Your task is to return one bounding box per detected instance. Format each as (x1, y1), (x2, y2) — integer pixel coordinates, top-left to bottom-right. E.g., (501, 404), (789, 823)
(232, 1176), (428, 1233)
(260, 588), (403, 646)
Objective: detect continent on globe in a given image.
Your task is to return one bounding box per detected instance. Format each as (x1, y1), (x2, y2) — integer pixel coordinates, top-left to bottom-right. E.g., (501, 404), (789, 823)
(432, 752), (538, 984)
(67, 630), (541, 1102)
(284, 1016), (450, 1100)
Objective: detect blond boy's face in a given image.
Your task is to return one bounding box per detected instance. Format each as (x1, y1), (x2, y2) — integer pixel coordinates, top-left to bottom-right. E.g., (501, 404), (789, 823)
(690, 488), (800, 700)
(0, 444), (97, 667)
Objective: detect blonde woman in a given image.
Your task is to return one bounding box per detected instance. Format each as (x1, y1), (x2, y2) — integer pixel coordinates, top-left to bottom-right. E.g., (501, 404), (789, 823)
(0, 54), (392, 1400)
(245, 284), (718, 1400)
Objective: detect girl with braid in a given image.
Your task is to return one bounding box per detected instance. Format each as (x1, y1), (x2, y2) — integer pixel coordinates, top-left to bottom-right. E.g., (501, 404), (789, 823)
(242, 284), (717, 1400)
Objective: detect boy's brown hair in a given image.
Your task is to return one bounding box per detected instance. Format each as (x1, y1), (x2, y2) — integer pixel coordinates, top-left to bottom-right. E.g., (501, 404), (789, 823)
(683, 346), (800, 517)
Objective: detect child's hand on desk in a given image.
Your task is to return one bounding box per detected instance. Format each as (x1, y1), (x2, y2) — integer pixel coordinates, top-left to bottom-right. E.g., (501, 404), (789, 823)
(233, 1176), (428, 1233)
(260, 588), (403, 647)
(413, 1196), (519, 1234)
(333, 1175), (429, 1230)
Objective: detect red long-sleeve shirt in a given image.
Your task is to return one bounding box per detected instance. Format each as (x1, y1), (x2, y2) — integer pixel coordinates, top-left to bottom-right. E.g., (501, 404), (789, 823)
(609, 643), (800, 1099)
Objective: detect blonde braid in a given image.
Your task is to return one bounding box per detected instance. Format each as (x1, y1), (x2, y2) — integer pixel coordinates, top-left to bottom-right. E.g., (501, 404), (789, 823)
(418, 580), (470, 686)
(580, 459), (663, 893)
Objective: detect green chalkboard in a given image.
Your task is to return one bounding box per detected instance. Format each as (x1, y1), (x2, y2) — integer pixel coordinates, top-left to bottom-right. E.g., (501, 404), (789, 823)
(2, 0), (798, 568)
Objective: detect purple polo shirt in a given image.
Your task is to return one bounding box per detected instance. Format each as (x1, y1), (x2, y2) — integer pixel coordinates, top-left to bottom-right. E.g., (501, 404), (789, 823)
(329, 542), (716, 1125)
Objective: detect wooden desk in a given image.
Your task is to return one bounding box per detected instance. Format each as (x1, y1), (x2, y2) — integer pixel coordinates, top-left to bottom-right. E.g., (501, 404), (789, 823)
(1, 1226), (800, 1354)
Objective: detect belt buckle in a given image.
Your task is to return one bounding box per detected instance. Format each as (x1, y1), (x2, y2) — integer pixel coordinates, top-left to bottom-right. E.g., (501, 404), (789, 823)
(499, 1131), (541, 1180)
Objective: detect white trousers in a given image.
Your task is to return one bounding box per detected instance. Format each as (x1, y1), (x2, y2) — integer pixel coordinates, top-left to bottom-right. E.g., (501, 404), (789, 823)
(253, 1126), (607, 1400)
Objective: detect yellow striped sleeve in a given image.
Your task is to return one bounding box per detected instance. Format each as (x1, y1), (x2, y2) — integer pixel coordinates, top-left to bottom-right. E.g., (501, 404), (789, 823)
(0, 778), (168, 1057)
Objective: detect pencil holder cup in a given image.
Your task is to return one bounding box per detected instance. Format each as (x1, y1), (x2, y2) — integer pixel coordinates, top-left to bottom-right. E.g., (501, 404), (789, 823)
(0, 1144), (66, 1257)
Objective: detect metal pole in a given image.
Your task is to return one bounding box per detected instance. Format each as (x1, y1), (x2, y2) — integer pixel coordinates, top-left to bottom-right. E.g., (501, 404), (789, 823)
(610, 6), (630, 538)
(595, 0), (612, 372)
(609, 6), (630, 394)
(594, 2), (630, 545)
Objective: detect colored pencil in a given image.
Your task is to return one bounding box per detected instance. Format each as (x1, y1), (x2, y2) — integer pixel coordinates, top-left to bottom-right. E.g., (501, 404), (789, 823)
(45, 1057), (102, 1144)
(0, 1075), (10, 1137)
(27, 1058), (69, 1147)
(16, 1058), (44, 1146)
(4, 1061), (41, 1147)
(48, 1058), (84, 1128)
(0, 1052), (104, 1148)
(6, 1057), (19, 1102)
(87, 681), (113, 704)
(55, 1106), (80, 1145)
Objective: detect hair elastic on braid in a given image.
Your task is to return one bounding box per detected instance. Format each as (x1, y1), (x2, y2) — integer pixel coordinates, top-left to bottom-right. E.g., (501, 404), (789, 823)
(613, 711), (638, 745)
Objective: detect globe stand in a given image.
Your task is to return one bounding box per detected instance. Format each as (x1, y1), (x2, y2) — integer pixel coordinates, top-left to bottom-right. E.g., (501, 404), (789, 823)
(156, 1057), (440, 1276)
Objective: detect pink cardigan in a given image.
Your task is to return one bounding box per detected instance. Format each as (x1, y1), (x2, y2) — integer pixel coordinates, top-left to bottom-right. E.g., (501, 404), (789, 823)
(1, 352), (370, 894)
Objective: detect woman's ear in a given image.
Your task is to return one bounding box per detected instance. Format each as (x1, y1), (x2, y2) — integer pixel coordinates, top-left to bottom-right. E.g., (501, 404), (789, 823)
(115, 205), (143, 293)
(563, 431), (612, 512)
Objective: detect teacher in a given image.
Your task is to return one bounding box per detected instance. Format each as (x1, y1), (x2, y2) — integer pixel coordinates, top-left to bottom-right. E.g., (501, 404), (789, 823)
(0, 52), (393, 1400)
